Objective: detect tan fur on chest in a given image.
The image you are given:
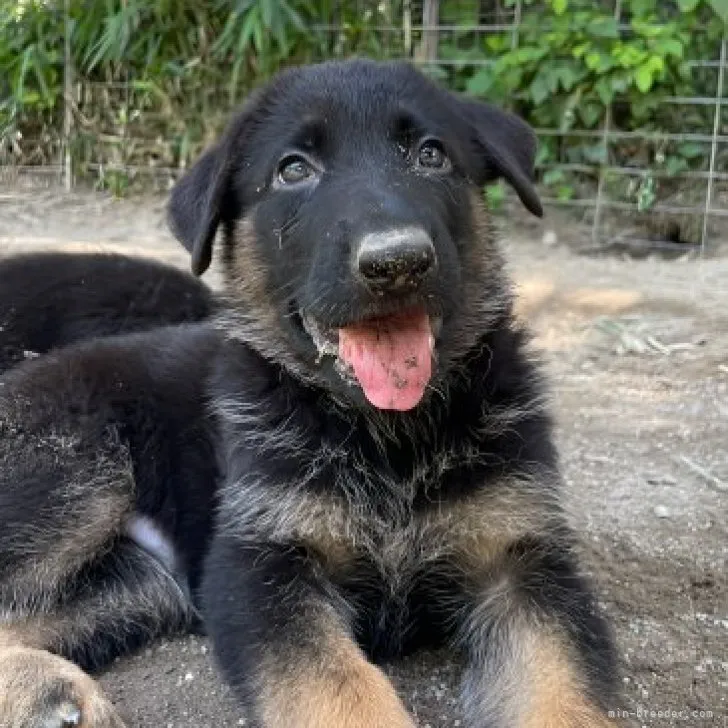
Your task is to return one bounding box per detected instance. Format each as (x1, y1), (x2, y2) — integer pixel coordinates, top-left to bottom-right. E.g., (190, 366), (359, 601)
(226, 474), (556, 581)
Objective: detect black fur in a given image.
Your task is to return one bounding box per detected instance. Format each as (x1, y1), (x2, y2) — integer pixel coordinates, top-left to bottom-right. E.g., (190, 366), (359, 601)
(0, 60), (619, 728)
(0, 252), (214, 373)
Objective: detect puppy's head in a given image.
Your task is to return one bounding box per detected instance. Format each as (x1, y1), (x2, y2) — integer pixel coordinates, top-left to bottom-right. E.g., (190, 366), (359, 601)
(169, 59), (542, 412)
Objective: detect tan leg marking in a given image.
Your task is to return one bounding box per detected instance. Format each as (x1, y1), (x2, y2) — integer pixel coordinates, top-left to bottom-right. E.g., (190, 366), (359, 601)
(259, 633), (415, 728)
(520, 630), (619, 728)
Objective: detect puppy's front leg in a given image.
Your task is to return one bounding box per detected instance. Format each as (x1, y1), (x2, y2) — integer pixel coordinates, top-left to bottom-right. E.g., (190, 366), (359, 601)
(457, 537), (621, 728)
(203, 533), (415, 728)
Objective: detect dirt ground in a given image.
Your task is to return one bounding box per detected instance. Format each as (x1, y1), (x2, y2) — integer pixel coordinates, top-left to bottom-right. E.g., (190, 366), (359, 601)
(0, 188), (726, 727)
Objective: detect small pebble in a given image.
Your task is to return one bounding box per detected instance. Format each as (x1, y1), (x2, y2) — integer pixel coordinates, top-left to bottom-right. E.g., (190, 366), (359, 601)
(542, 230), (558, 246)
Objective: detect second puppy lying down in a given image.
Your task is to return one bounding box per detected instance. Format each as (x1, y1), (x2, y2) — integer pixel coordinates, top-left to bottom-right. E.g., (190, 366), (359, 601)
(0, 251), (215, 374)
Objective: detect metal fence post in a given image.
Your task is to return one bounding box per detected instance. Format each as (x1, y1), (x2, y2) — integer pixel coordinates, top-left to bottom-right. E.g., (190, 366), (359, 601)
(510, 0), (522, 51)
(700, 34), (727, 255)
(591, 0), (623, 246)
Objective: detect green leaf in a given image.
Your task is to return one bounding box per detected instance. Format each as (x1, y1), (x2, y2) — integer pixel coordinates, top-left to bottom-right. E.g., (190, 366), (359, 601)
(513, 46), (548, 64)
(546, 68), (561, 94)
(585, 51), (614, 72)
(465, 67), (495, 96)
(708, 0), (728, 23)
(587, 17), (618, 38)
(594, 78), (615, 106)
(485, 182), (506, 211)
(237, 8), (259, 54)
(536, 143), (555, 166)
(502, 66), (524, 94)
(609, 73), (631, 94)
(529, 76), (551, 105)
(556, 184), (575, 201)
(652, 38), (684, 58)
(635, 63), (655, 92)
(647, 55), (665, 73)
(632, 21), (667, 39)
(630, 0), (658, 17)
(485, 35), (506, 53)
(677, 142), (704, 159)
(677, 0), (700, 10)
(678, 61), (694, 82)
(21, 90), (41, 106)
(579, 102), (604, 128)
(665, 156), (688, 175)
(543, 169), (566, 186)
(551, 0), (568, 16)
(555, 64), (580, 91)
(613, 44), (649, 69)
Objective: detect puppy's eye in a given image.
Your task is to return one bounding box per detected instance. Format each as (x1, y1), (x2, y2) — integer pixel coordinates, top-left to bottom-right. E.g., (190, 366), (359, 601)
(417, 140), (449, 171)
(278, 156), (315, 185)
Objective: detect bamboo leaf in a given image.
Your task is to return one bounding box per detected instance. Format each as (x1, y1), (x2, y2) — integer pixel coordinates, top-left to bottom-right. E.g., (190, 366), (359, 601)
(708, 0), (728, 24)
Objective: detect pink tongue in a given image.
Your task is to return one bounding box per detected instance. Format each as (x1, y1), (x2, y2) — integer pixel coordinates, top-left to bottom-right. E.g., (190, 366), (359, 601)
(338, 309), (433, 411)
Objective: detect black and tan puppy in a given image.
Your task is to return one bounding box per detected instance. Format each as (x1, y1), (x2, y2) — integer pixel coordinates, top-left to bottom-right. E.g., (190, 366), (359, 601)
(0, 60), (620, 728)
(0, 252), (215, 374)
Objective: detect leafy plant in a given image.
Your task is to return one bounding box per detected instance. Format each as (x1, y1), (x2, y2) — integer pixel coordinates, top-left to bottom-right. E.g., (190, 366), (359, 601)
(485, 181), (507, 211)
(0, 1), (64, 158)
(1, 0), (726, 201)
(459, 0), (725, 204)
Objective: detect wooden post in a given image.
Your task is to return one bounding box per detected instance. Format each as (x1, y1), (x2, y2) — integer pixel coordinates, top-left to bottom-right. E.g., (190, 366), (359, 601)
(63, 0), (73, 191)
(416, 0), (439, 64)
(403, 0), (412, 56)
(700, 34), (726, 253)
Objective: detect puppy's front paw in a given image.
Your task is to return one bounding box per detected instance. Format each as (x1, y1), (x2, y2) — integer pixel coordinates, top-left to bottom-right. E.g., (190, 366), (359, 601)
(0, 647), (125, 728)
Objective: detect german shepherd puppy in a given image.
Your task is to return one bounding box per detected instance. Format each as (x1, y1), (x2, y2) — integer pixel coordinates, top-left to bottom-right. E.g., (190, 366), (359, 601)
(0, 252), (214, 374)
(0, 60), (620, 728)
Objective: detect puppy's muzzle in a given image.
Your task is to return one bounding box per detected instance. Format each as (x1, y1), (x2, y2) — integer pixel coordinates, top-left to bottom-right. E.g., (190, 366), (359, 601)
(355, 227), (437, 293)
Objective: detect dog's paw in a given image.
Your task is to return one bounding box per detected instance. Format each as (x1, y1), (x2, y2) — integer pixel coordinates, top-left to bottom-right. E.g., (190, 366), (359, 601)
(0, 647), (125, 728)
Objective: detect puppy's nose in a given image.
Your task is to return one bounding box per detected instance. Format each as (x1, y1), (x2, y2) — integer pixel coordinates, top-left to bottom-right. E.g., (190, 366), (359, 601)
(356, 227), (436, 292)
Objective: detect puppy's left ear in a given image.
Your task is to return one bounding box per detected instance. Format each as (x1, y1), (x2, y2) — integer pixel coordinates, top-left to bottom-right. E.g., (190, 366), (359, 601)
(460, 98), (543, 218)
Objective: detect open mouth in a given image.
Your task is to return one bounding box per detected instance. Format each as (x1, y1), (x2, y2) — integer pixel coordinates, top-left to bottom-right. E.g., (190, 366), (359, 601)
(299, 307), (440, 412)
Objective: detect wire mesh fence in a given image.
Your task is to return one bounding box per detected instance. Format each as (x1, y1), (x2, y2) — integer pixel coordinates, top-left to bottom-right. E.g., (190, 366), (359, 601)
(1, 0), (726, 253)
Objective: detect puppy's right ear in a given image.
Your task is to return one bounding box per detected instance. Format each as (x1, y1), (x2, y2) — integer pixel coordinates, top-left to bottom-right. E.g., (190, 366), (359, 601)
(168, 141), (232, 276)
(167, 93), (263, 276)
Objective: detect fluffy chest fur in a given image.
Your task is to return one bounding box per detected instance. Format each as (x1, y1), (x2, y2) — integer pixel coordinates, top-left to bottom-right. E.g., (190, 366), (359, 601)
(212, 358), (558, 587)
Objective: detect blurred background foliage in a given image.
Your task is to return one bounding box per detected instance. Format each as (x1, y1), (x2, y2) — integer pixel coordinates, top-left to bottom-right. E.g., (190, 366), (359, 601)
(0, 0), (726, 204)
